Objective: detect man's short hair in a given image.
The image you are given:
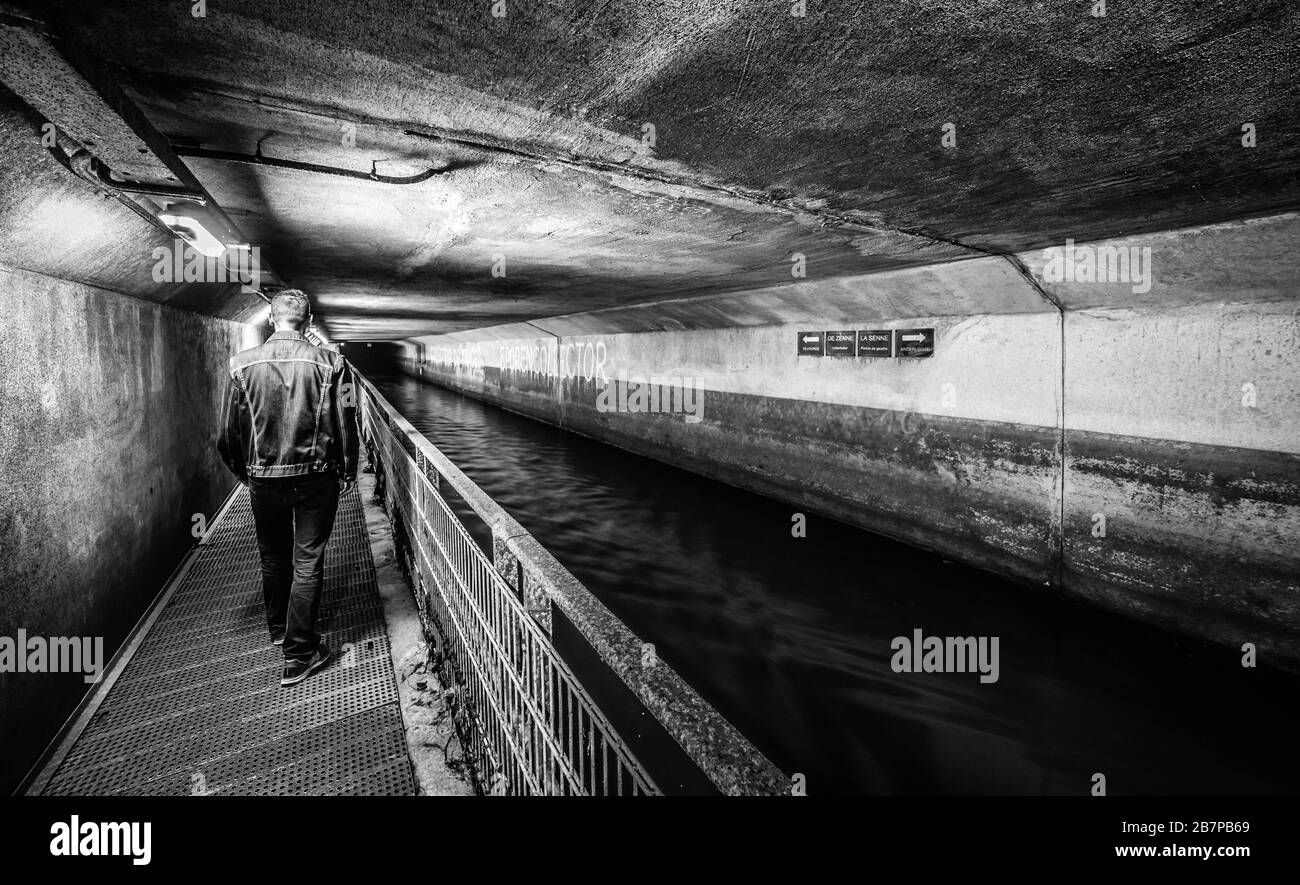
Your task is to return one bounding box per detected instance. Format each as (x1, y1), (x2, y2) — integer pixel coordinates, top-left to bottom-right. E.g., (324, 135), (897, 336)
(270, 290), (311, 329)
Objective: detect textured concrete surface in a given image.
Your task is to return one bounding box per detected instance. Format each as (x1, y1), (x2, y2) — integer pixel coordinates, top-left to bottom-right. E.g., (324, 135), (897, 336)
(0, 263), (243, 793)
(0, 0), (1295, 791)
(1018, 213), (1300, 312)
(0, 0), (1289, 338)
(406, 311), (1065, 587)
(1047, 252), (1300, 667)
(0, 84), (262, 317)
(397, 217), (1300, 666)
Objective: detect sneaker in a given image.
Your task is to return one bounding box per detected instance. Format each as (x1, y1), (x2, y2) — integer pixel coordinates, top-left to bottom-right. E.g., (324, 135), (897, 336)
(280, 639), (332, 687)
(270, 629), (285, 646)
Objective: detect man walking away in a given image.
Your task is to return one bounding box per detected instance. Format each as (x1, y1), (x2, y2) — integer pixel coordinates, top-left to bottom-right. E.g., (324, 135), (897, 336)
(217, 290), (359, 686)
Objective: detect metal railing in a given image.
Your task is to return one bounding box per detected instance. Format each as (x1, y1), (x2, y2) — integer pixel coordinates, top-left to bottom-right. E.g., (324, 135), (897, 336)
(359, 375), (657, 795)
(357, 372), (790, 796)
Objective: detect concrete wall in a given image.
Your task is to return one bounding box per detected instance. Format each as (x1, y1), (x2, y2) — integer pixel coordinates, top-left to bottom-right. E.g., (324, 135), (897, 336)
(1032, 215), (1300, 664)
(0, 263), (244, 793)
(397, 214), (1300, 669)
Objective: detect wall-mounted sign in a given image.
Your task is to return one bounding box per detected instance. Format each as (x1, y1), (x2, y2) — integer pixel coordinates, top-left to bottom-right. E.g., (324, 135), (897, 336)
(825, 330), (856, 356)
(893, 328), (934, 358)
(797, 331), (824, 356)
(798, 327), (935, 358)
(857, 330), (892, 357)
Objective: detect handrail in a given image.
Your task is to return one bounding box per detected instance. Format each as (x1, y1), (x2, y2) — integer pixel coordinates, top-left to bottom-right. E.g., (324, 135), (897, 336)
(355, 371), (789, 796)
(359, 373), (655, 794)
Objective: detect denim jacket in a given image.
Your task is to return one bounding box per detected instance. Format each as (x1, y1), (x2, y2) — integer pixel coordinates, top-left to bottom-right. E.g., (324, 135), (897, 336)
(217, 330), (359, 482)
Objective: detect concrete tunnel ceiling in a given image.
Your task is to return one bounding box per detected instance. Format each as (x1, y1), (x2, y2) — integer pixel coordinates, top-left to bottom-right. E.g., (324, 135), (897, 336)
(15, 1), (1300, 339)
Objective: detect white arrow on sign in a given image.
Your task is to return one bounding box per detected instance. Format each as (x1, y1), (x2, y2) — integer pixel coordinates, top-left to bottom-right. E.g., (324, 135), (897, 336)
(901, 333), (928, 342)
(802, 335), (820, 343)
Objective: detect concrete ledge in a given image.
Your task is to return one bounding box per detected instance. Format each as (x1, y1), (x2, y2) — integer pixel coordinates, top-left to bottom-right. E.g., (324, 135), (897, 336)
(500, 530), (790, 796)
(357, 373), (791, 794)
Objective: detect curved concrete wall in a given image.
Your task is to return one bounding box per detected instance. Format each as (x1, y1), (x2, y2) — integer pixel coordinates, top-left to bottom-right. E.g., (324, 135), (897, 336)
(399, 215), (1300, 668)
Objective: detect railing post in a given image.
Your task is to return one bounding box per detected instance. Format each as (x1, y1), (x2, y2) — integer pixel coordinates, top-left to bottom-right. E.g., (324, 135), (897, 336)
(415, 449), (439, 493)
(493, 531), (552, 635)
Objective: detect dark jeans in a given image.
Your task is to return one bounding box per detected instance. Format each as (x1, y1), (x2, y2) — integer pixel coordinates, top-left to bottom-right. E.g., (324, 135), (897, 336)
(248, 472), (340, 661)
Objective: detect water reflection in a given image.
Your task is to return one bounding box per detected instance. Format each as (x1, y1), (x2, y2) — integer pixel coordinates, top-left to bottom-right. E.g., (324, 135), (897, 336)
(372, 373), (1300, 796)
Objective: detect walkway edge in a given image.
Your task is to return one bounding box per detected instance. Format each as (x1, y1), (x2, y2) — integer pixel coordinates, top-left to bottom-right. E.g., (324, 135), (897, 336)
(16, 482), (245, 796)
(358, 470), (476, 796)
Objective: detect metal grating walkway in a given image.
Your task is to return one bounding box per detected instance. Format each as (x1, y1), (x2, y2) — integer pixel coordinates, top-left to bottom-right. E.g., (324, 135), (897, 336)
(33, 486), (416, 796)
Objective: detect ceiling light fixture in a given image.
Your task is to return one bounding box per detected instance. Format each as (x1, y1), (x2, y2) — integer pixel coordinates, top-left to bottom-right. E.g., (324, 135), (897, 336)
(158, 213), (226, 258)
